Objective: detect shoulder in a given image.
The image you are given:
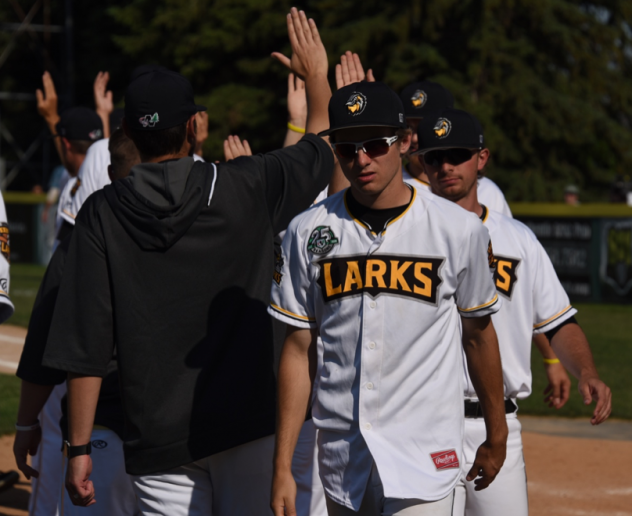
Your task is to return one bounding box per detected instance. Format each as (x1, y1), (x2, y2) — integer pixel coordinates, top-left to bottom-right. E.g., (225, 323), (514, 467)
(75, 189), (110, 227)
(478, 176), (504, 194)
(420, 191), (480, 227)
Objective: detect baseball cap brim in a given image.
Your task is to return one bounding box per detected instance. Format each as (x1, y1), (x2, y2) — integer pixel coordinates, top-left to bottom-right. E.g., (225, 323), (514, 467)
(318, 123), (404, 137)
(410, 144), (482, 156)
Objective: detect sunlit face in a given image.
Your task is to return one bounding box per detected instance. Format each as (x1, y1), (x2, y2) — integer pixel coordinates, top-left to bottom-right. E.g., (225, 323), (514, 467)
(423, 148), (490, 201)
(332, 126), (411, 198)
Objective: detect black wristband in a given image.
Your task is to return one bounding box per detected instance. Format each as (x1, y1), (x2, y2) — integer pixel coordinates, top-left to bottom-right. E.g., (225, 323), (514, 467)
(65, 440), (91, 458)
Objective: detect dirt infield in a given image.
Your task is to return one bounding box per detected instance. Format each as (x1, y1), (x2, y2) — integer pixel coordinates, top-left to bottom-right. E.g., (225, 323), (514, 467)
(1, 427), (631, 516)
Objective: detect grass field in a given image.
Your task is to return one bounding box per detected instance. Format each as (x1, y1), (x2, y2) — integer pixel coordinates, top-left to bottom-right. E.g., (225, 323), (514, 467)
(0, 263), (630, 435)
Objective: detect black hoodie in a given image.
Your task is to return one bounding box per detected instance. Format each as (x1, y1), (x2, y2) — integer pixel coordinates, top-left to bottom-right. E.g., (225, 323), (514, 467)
(44, 134), (333, 475)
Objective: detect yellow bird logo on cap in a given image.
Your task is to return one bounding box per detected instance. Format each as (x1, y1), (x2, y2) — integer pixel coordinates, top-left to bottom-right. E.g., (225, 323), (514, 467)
(433, 118), (452, 138)
(346, 92), (367, 116)
(411, 89), (427, 108)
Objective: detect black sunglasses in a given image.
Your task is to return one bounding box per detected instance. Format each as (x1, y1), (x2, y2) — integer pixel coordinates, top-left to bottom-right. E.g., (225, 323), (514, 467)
(332, 136), (399, 160)
(423, 148), (478, 166)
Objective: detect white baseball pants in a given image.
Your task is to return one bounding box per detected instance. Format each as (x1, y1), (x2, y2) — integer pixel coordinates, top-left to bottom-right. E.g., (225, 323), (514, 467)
(325, 463), (455, 516)
(28, 383), (66, 516)
(133, 419), (326, 516)
(453, 414), (528, 516)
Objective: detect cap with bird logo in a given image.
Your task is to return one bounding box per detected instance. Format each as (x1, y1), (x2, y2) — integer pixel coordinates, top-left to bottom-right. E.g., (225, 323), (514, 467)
(399, 81), (454, 119)
(415, 108), (484, 154)
(319, 81), (406, 136)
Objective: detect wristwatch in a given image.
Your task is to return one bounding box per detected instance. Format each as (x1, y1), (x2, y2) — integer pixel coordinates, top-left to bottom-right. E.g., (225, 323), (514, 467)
(64, 440), (92, 458)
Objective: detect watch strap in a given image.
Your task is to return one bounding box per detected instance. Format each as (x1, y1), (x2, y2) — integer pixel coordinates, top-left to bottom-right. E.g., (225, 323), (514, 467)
(65, 440), (92, 458)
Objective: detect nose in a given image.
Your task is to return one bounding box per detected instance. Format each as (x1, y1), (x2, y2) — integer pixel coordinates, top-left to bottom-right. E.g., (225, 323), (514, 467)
(356, 149), (372, 166)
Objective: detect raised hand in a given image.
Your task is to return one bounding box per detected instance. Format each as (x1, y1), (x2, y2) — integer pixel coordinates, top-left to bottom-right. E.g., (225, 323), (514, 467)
(271, 8), (328, 81)
(35, 71), (59, 125)
(335, 51), (376, 90)
(287, 73), (307, 128)
(93, 71), (113, 117)
(195, 111), (209, 157)
(223, 135), (252, 161)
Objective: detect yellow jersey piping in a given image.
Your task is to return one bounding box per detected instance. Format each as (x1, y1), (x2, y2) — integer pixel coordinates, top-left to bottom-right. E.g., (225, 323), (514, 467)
(458, 293), (499, 313)
(533, 305), (573, 329)
(270, 303), (315, 322)
(343, 187), (417, 236)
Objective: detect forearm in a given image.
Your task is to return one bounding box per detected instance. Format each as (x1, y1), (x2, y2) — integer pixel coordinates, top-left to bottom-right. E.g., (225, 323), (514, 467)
(45, 117), (66, 168)
(274, 332), (316, 472)
(462, 316), (507, 442)
(97, 111), (110, 139)
(550, 323), (599, 380)
(283, 125), (305, 148)
(533, 332), (558, 360)
(17, 381), (55, 425)
(305, 74), (332, 137)
(67, 373), (102, 445)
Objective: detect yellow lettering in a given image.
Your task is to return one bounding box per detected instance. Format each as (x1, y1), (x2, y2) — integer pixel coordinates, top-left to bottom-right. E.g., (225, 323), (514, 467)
(413, 262), (433, 297)
(324, 263), (342, 296)
(344, 261), (363, 292)
(496, 261), (512, 291)
(389, 260), (412, 291)
(365, 260), (387, 288)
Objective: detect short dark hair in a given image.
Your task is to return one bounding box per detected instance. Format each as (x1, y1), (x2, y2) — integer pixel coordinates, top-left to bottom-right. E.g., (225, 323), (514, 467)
(128, 121), (187, 159)
(68, 139), (94, 155)
(109, 127), (141, 181)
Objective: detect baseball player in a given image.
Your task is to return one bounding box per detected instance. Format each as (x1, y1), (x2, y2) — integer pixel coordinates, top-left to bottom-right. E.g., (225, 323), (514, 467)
(270, 79), (509, 516)
(43, 10), (335, 514)
(415, 107), (612, 516)
(399, 80), (512, 216)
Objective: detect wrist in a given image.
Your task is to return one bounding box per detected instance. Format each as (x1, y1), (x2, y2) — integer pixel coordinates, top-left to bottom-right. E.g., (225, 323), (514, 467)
(15, 419), (40, 432)
(288, 118), (306, 127)
(542, 357), (560, 365)
(65, 440), (92, 458)
(287, 122), (306, 134)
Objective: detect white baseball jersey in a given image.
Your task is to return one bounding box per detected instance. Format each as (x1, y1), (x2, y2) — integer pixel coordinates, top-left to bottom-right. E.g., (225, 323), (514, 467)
(269, 188), (501, 510)
(60, 138), (111, 226)
(462, 208), (576, 401)
(478, 177), (512, 218)
(0, 191), (14, 323)
(402, 166), (431, 191)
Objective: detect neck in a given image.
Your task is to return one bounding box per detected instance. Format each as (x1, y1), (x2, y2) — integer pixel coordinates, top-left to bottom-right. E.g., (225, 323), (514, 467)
(406, 157), (429, 183)
(351, 161), (411, 209)
(142, 150), (190, 164)
(453, 184), (484, 218)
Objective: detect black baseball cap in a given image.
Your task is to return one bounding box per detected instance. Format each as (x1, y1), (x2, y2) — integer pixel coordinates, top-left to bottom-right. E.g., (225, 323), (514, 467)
(124, 69), (206, 131)
(400, 81), (454, 119)
(55, 107), (103, 141)
(414, 108), (484, 154)
(319, 82), (406, 136)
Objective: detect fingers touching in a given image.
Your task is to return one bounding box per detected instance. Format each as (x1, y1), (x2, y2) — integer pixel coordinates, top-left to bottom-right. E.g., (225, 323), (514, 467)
(223, 135), (252, 161)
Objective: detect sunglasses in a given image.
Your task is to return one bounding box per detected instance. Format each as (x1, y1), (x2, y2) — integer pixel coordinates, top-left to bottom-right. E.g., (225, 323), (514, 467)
(422, 148), (478, 166)
(332, 135), (399, 160)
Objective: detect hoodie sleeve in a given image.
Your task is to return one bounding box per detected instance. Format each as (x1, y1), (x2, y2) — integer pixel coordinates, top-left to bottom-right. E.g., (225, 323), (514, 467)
(43, 195), (115, 377)
(0, 193), (14, 324)
(254, 134), (334, 235)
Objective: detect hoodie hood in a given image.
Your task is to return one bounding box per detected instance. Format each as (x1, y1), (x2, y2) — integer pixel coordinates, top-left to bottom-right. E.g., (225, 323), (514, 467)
(104, 158), (216, 250)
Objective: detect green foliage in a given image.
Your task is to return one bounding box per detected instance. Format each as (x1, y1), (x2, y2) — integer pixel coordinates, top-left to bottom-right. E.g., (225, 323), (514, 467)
(1, 1), (632, 199)
(0, 374), (20, 436)
(519, 303), (632, 419)
(7, 264), (46, 329)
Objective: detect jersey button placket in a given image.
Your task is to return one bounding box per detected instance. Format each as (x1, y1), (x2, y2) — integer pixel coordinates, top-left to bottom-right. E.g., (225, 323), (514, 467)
(360, 295), (383, 437)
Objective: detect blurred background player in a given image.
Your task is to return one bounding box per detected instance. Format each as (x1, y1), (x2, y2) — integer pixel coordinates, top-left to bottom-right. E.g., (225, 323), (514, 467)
(416, 108), (612, 516)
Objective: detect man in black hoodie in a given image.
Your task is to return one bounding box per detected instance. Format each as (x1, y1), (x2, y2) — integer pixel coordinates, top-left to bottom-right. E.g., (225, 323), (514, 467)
(43, 8), (333, 515)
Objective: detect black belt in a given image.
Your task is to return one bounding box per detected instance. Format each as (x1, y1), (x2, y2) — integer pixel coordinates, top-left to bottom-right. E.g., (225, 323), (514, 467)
(464, 399), (517, 418)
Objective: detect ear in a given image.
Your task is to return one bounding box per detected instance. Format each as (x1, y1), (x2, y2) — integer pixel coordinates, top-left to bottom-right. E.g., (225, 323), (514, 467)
(187, 115), (197, 138)
(477, 148), (490, 172)
(107, 164), (114, 183)
(61, 137), (72, 152)
(398, 131), (412, 155)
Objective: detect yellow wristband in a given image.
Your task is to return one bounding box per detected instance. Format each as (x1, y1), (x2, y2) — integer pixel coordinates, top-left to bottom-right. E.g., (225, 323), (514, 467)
(543, 358), (561, 365)
(288, 122), (306, 134)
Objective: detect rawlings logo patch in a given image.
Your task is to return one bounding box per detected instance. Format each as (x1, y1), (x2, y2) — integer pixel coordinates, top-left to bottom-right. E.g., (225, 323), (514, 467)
(430, 449), (459, 470)
(91, 440), (108, 449)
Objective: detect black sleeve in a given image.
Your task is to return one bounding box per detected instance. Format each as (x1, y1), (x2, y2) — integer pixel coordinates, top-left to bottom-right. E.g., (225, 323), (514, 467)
(42, 198), (115, 377)
(232, 134), (334, 235)
(544, 316), (578, 341)
(16, 232), (73, 385)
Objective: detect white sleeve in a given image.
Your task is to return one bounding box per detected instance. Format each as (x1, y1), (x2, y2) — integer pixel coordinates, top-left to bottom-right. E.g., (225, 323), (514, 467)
(456, 218), (502, 317)
(193, 153), (205, 162)
(269, 217), (317, 329)
(479, 177), (512, 218)
(0, 193), (14, 323)
(529, 231), (577, 334)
